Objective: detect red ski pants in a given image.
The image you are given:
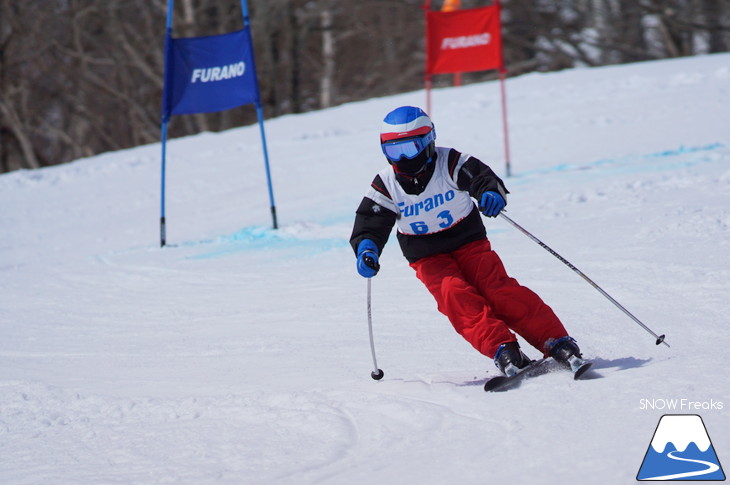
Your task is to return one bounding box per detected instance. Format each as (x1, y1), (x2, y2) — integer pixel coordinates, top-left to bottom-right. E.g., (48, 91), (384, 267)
(410, 239), (568, 358)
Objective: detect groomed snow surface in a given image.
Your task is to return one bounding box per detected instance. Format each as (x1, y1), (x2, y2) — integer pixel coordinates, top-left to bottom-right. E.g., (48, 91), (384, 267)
(2, 54), (729, 484)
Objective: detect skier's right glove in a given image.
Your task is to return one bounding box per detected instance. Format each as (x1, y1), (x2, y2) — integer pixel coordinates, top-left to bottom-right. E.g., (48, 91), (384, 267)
(356, 239), (380, 278)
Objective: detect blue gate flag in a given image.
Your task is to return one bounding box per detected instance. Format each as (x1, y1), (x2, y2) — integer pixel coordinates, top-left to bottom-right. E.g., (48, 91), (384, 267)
(163, 28), (259, 118)
(159, 0), (278, 248)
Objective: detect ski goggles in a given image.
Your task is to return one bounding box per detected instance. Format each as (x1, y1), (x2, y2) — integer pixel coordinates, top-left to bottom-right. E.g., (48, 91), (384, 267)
(381, 130), (436, 162)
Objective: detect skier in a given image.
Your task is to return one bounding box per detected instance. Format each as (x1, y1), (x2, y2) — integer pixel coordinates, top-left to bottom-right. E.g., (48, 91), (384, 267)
(350, 106), (584, 377)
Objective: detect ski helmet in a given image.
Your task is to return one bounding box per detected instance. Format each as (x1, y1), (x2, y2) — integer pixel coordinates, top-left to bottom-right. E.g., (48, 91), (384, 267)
(380, 106), (436, 174)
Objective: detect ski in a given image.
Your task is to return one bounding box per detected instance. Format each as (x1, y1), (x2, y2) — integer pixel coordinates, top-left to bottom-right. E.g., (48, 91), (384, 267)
(484, 356), (593, 392)
(483, 358), (549, 392)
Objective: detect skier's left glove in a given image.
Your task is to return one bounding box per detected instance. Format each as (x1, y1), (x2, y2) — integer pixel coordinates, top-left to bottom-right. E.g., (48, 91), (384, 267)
(356, 239), (380, 278)
(479, 191), (506, 217)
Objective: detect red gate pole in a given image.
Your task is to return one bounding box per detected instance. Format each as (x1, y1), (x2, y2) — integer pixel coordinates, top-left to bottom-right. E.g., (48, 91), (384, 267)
(424, 0), (432, 114)
(498, 67), (511, 177)
(495, 0), (512, 177)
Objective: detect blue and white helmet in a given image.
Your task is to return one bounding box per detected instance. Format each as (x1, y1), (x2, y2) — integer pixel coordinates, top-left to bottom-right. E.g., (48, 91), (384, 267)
(380, 106), (436, 170)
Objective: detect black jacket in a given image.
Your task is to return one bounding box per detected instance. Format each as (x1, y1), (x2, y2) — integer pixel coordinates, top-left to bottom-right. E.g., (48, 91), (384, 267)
(350, 148), (508, 263)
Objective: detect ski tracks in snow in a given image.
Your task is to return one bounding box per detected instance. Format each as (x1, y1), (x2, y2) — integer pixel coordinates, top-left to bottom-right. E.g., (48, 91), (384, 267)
(0, 380), (512, 484)
(0, 382), (358, 483)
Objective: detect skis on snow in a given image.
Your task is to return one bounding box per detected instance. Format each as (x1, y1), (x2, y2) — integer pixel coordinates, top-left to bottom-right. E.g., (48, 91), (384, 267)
(484, 356), (593, 392)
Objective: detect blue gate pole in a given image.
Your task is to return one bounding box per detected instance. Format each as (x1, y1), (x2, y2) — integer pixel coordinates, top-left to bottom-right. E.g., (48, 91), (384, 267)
(160, 120), (169, 247)
(241, 0), (278, 229)
(160, 0), (175, 247)
(255, 103), (278, 229)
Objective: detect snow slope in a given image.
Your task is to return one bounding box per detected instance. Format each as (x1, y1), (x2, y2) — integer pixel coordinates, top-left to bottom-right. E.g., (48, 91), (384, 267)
(1, 54), (729, 484)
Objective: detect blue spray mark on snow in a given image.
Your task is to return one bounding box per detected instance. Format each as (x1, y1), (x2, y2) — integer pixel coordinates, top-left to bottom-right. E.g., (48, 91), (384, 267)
(185, 225), (348, 260)
(508, 142), (725, 184)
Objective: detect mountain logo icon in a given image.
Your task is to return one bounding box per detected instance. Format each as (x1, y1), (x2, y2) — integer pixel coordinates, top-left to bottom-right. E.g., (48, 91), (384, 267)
(637, 414), (726, 481)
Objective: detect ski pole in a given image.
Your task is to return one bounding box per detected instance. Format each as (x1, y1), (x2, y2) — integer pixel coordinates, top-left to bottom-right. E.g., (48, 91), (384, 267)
(499, 213), (669, 348)
(367, 278), (385, 380)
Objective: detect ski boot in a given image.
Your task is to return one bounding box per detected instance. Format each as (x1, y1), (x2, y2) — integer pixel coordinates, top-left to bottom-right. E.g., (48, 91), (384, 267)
(494, 342), (533, 377)
(548, 336), (592, 378)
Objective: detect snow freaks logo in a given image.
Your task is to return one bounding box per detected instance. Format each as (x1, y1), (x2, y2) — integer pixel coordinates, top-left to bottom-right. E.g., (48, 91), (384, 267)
(637, 415), (726, 481)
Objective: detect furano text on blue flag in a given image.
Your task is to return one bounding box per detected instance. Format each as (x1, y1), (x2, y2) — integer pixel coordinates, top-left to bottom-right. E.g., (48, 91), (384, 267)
(191, 62), (246, 83)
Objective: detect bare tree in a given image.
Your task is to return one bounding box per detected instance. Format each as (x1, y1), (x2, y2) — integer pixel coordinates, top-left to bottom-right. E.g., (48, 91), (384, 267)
(320, 2), (335, 109)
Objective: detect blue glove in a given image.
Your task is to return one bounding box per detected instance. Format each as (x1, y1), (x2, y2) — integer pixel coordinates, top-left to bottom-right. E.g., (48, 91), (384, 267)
(356, 239), (380, 278)
(479, 191), (506, 217)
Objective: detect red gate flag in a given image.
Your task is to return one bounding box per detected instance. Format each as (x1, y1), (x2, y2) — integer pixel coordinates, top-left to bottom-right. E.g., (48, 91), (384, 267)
(426, 5), (503, 75)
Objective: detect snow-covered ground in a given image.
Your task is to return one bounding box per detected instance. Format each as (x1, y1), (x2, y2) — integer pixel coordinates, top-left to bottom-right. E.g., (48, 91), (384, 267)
(1, 53), (729, 484)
